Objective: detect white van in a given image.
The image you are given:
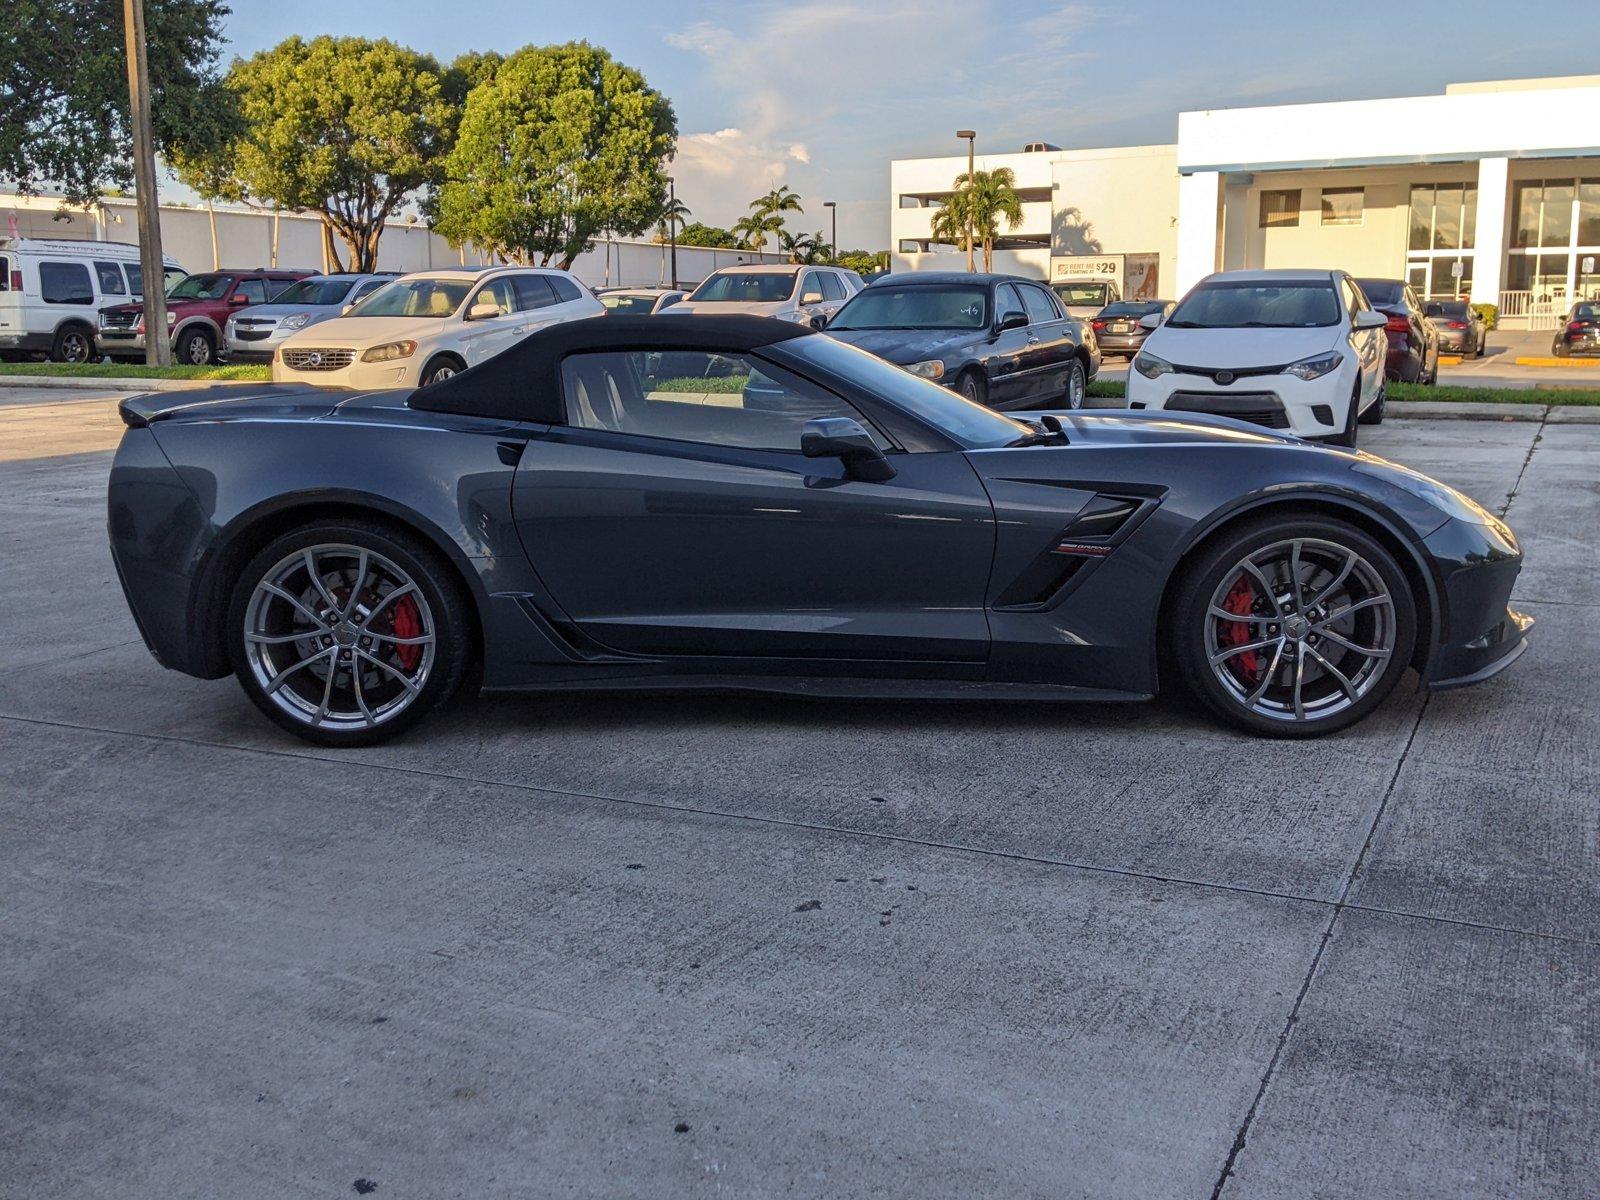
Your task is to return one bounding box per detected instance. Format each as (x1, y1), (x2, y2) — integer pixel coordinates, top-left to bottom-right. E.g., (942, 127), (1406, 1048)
(0, 239), (185, 363)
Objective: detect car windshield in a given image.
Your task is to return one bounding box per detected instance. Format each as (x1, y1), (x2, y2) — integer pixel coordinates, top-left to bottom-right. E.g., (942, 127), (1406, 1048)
(1052, 282), (1110, 306)
(600, 293), (661, 315)
(1356, 279), (1403, 307)
(1434, 302), (1470, 318)
(166, 273), (232, 301)
(781, 335), (1028, 450)
(690, 272), (796, 303)
(349, 278), (470, 318)
(1573, 303), (1598, 320)
(1167, 281), (1340, 329)
(1100, 301), (1166, 318)
(271, 278), (358, 306)
(828, 285), (989, 330)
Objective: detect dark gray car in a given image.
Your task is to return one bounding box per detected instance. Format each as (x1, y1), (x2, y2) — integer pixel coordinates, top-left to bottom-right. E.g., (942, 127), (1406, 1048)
(1423, 299), (1488, 358)
(824, 272), (1099, 410)
(109, 315), (1530, 748)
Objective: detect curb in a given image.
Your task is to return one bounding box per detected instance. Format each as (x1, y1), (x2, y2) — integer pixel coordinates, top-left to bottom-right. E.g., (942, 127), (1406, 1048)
(0, 375), (262, 392)
(1384, 401), (1548, 422)
(1512, 356), (1600, 368)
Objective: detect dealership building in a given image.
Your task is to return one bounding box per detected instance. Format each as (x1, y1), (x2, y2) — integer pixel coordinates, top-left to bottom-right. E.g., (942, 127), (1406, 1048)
(890, 75), (1600, 328)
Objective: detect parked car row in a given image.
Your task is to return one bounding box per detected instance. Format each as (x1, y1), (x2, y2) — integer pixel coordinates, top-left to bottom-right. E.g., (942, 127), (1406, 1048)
(0, 237), (184, 363)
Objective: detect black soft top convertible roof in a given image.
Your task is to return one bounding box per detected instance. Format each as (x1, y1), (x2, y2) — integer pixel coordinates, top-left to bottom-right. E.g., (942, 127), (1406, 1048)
(410, 314), (813, 424)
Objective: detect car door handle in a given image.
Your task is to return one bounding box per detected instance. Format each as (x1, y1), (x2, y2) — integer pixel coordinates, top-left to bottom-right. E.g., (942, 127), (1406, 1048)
(1026, 335), (1041, 345)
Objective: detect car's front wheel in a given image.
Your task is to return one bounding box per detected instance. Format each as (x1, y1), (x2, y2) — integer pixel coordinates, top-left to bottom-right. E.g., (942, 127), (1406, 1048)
(227, 520), (473, 746)
(1170, 516), (1416, 737)
(956, 368), (988, 406)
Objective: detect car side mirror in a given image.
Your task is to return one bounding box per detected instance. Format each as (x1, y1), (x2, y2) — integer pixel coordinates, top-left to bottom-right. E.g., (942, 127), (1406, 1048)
(801, 416), (896, 482)
(1138, 312), (1162, 330)
(1353, 310), (1388, 330)
(995, 311), (1028, 334)
(800, 291), (824, 306)
(341, 303), (355, 315)
(467, 300), (501, 321)
(808, 312), (828, 331)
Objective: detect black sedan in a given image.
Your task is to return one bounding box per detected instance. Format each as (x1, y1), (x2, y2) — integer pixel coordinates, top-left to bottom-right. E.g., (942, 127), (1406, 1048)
(1552, 300), (1600, 357)
(1423, 299), (1488, 358)
(1356, 277), (1440, 384)
(824, 272), (1098, 410)
(109, 314), (1531, 747)
(1090, 299), (1175, 357)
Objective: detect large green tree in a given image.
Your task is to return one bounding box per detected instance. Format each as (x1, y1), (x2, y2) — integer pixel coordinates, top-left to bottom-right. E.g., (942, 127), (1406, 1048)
(432, 42), (676, 269)
(676, 221), (739, 249)
(0, 0), (230, 204)
(201, 36), (455, 272)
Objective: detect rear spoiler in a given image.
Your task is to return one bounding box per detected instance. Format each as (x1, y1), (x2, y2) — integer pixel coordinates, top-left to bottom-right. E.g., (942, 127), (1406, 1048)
(117, 383), (337, 429)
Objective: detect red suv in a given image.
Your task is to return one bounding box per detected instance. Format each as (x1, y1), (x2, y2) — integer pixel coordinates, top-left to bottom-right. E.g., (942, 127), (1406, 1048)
(97, 268), (313, 365)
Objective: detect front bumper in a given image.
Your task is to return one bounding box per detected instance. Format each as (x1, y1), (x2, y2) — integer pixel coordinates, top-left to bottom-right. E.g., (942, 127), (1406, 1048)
(1418, 516), (1532, 690)
(271, 357), (417, 389)
(1126, 360), (1353, 439)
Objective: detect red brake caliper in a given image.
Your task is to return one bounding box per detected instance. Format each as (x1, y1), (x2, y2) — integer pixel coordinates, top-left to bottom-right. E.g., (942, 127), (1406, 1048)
(390, 595), (423, 671)
(1218, 574), (1261, 687)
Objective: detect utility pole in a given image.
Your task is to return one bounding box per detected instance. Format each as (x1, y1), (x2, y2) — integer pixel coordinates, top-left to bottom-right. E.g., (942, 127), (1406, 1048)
(956, 130), (976, 273)
(122, 0), (171, 365)
(667, 176), (679, 289)
(823, 200), (837, 263)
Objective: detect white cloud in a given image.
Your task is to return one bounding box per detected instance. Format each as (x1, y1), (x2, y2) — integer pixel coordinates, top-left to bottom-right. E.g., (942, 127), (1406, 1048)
(663, 21), (735, 57)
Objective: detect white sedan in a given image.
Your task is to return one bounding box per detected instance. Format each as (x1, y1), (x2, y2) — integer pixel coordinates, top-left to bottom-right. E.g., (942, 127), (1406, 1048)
(1125, 269), (1388, 445)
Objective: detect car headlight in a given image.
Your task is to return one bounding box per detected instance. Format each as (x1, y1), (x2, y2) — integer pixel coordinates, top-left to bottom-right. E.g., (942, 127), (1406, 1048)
(905, 359), (945, 380)
(281, 312), (310, 330)
(1356, 460), (1500, 527)
(1283, 350), (1343, 381)
(1132, 351), (1174, 379)
(361, 340), (417, 363)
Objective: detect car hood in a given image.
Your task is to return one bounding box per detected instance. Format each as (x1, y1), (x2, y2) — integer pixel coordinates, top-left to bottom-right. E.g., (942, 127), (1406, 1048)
(665, 300), (792, 318)
(102, 299), (213, 317)
(825, 328), (978, 364)
(1022, 408), (1307, 449)
(279, 314), (447, 346)
(1142, 325), (1338, 367)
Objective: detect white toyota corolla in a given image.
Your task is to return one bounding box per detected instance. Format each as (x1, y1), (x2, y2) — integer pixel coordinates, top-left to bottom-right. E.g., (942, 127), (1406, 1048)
(1125, 269), (1388, 445)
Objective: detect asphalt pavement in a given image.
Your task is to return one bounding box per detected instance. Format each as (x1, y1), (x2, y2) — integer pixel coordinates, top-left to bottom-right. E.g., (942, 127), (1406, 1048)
(2, 391), (1594, 1199)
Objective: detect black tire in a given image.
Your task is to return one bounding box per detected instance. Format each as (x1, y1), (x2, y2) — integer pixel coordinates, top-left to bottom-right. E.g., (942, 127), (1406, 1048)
(1061, 358), (1087, 409)
(1327, 383), (1360, 447)
(226, 519), (474, 747)
(50, 324), (94, 364)
(177, 326), (215, 366)
(420, 355), (465, 387)
(1553, 340), (1570, 358)
(1169, 515), (1417, 738)
(1357, 385), (1386, 426)
(956, 368), (988, 407)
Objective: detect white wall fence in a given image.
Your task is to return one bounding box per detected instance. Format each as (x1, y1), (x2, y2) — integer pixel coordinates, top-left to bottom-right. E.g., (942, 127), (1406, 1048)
(2, 193), (785, 288)
(1497, 288), (1600, 331)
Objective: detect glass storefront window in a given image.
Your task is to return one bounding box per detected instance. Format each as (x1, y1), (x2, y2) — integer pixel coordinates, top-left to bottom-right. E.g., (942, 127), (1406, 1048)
(1410, 183), (1477, 252)
(1462, 187), (1477, 250)
(1580, 180), (1600, 247)
(1513, 181), (1541, 248)
(1541, 181), (1574, 247)
(1409, 188), (1432, 251)
(1433, 186), (1463, 250)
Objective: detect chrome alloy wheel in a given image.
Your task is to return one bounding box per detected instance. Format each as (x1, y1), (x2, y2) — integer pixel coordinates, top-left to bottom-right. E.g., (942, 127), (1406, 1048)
(1204, 537), (1396, 724)
(242, 544), (436, 730)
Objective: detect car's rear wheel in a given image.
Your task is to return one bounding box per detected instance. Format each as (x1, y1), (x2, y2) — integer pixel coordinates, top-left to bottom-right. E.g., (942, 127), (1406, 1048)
(51, 324), (94, 364)
(1062, 359), (1087, 409)
(178, 327), (215, 366)
(227, 521), (473, 746)
(1171, 517), (1416, 737)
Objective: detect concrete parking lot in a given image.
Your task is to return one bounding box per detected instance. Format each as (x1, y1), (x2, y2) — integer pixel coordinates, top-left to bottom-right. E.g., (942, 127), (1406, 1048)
(2, 388), (1595, 1199)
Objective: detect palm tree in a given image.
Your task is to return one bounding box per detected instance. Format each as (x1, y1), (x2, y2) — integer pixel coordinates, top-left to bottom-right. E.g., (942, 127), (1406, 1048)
(930, 169), (1025, 271)
(739, 185), (805, 253)
(731, 212), (772, 252)
(656, 196), (691, 242)
(779, 230), (827, 265)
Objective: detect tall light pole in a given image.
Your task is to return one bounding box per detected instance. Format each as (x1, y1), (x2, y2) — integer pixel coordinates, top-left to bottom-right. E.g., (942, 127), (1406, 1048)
(956, 129), (976, 273)
(667, 175), (679, 289)
(123, 0), (171, 365)
(823, 201), (837, 263)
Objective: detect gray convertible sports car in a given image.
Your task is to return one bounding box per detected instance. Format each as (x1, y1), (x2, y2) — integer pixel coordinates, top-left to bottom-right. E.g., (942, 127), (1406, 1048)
(108, 315), (1531, 747)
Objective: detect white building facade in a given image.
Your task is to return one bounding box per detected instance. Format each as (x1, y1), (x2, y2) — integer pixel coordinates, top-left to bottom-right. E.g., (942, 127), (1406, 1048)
(890, 75), (1600, 328)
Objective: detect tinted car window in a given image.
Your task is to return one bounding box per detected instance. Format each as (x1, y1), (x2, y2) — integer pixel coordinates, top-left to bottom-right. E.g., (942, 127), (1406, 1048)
(1019, 285), (1058, 324)
(168, 273), (233, 301)
(1167, 281), (1340, 329)
(274, 278), (356, 306)
(1575, 303), (1599, 320)
(472, 277), (519, 316)
(994, 283), (1027, 320)
(512, 274), (559, 310)
(829, 285), (988, 330)
(353, 279), (388, 300)
(1101, 301), (1166, 318)
(94, 261), (127, 295)
(547, 275), (584, 303)
(234, 279), (269, 305)
(818, 273), (846, 302)
(266, 278), (301, 300)
(690, 272), (796, 303)
(1051, 281), (1112, 307)
(1356, 279), (1403, 307)
(40, 261), (93, 305)
(599, 292), (660, 315)
(561, 349), (880, 452)
(352, 278), (470, 318)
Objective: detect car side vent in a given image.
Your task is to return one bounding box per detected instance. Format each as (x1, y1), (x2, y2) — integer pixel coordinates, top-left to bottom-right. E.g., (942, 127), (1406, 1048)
(1058, 495), (1141, 543)
(995, 556), (1091, 608)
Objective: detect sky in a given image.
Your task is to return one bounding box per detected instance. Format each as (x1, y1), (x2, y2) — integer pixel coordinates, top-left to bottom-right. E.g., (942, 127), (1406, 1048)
(217, 0), (1599, 251)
